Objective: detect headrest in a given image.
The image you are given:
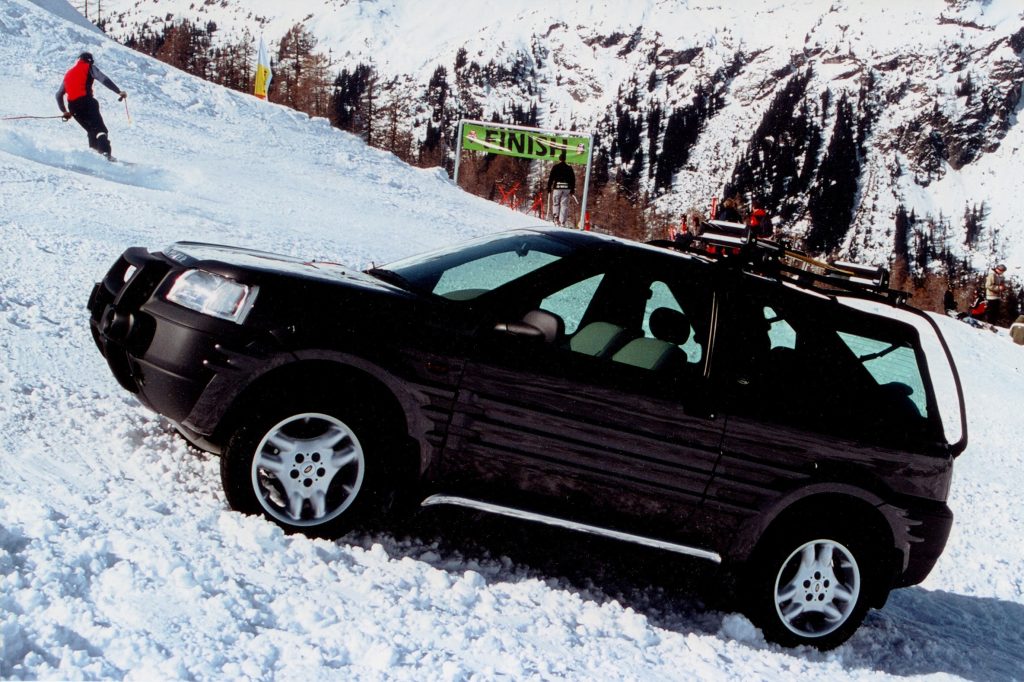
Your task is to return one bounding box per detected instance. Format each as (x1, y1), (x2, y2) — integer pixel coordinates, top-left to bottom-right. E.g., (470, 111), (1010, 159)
(649, 308), (690, 346)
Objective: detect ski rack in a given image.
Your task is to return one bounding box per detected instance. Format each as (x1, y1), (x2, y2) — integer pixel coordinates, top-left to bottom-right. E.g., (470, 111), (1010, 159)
(650, 220), (909, 305)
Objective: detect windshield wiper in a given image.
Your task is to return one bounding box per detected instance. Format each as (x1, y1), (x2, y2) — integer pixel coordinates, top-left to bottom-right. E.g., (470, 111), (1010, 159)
(368, 267), (416, 292)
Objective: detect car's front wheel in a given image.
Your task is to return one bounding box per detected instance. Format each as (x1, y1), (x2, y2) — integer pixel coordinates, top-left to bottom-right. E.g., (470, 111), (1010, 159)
(221, 401), (381, 537)
(745, 522), (879, 649)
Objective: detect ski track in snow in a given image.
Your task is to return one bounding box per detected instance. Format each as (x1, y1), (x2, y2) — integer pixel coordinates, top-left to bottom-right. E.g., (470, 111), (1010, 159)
(1, 0), (1023, 679)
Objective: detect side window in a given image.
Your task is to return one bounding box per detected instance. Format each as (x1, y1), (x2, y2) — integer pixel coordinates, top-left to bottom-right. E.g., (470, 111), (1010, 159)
(837, 332), (928, 418)
(728, 290), (933, 446)
(541, 274), (604, 334)
(553, 263), (711, 376)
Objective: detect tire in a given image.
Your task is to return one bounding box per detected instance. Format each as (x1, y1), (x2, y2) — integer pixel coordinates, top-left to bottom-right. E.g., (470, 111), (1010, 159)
(220, 398), (388, 538)
(744, 521), (880, 650)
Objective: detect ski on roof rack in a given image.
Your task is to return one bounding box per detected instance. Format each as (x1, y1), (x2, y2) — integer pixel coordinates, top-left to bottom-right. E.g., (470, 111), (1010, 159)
(648, 220), (908, 305)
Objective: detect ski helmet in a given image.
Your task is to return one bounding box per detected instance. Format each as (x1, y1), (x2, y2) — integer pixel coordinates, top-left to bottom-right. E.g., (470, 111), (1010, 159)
(79, 52), (94, 64)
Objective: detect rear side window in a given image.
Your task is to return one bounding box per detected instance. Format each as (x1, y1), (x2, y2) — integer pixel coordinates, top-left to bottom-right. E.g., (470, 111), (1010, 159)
(725, 287), (934, 447)
(837, 332), (927, 418)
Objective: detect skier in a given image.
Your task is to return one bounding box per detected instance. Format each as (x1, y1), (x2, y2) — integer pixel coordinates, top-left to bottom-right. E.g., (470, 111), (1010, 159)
(547, 151), (576, 227)
(56, 52), (127, 159)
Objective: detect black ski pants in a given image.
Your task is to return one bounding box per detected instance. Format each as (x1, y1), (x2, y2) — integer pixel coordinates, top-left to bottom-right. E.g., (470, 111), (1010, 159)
(68, 96), (111, 157)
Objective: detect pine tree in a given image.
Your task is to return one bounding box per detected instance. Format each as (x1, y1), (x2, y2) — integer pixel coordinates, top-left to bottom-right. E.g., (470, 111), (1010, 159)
(894, 204), (910, 262)
(963, 201), (988, 247)
(724, 69), (821, 224)
(419, 66), (453, 168)
(274, 24), (320, 111)
(331, 64), (372, 133)
(806, 93), (860, 254)
(647, 104), (662, 181)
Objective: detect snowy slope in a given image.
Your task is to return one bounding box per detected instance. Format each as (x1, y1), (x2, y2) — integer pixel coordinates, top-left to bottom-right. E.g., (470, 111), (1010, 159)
(97, 0), (1024, 278)
(1, 1), (1024, 679)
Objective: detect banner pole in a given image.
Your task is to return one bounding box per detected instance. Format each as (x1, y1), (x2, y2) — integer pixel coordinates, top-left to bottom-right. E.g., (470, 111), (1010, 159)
(453, 119), (465, 185)
(577, 133), (594, 230)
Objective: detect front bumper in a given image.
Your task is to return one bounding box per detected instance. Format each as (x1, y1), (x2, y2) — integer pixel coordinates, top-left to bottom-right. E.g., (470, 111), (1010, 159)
(87, 249), (272, 438)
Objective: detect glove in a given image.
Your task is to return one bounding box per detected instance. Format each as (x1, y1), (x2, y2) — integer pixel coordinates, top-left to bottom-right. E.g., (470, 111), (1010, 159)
(62, 112), (73, 121)
(118, 91), (127, 101)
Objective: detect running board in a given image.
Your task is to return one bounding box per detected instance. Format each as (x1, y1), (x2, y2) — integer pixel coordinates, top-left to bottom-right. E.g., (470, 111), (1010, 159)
(420, 495), (722, 564)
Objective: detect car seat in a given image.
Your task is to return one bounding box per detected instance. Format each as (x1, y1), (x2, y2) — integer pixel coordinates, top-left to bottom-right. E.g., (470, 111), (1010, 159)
(611, 308), (690, 371)
(568, 321), (634, 358)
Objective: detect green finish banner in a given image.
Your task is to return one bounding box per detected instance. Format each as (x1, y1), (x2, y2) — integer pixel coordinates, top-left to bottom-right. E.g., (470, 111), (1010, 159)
(461, 123), (590, 165)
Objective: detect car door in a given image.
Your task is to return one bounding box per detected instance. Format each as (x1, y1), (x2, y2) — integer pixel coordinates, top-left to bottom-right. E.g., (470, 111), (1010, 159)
(439, 252), (726, 544)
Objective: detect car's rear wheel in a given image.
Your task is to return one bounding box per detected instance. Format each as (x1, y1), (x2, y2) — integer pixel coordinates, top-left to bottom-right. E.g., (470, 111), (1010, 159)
(221, 400), (384, 537)
(744, 521), (878, 649)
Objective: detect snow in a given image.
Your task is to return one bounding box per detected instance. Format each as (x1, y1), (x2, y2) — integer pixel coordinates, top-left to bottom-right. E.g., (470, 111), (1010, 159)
(2, 0), (1024, 678)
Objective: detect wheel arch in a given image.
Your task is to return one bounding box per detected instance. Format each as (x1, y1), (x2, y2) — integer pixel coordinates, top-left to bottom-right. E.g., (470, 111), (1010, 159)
(730, 487), (901, 607)
(212, 357), (422, 490)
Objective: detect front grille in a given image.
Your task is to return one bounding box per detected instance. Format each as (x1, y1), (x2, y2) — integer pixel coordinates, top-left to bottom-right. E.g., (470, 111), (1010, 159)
(88, 248), (173, 391)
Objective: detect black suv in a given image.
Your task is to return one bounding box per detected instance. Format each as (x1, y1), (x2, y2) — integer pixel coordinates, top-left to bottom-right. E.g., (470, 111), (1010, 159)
(88, 225), (967, 649)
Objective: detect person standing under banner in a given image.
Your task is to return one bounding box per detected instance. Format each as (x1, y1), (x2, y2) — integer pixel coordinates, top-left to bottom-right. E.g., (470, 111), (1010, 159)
(56, 52), (127, 159)
(547, 151), (576, 227)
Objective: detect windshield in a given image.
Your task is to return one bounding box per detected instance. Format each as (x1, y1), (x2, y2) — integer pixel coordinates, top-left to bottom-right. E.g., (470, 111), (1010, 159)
(370, 232), (573, 300)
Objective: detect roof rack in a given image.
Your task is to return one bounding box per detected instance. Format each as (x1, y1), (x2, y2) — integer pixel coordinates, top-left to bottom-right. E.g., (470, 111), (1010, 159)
(649, 220), (909, 305)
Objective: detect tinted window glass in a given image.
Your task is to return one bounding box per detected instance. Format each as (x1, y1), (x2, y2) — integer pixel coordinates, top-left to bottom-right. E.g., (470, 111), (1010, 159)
(726, 284), (933, 446)
(434, 250), (562, 299)
(837, 332), (927, 418)
(764, 306), (796, 350)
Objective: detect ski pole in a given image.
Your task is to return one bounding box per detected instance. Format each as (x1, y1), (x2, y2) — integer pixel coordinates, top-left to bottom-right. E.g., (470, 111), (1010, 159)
(123, 98), (132, 126)
(1, 115), (65, 121)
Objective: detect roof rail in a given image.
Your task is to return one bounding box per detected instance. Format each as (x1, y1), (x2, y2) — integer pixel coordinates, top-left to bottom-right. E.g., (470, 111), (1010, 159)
(648, 220), (909, 305)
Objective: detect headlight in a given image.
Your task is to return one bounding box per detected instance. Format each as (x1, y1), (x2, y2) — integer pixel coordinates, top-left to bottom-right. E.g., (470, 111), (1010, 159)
(165, 269), (258, 323)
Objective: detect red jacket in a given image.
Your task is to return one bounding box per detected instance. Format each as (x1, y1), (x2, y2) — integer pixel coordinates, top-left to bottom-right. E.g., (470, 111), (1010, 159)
(63, 59), (92, 102)
(748, 208), (770, 237)
(56, 60), (120, 113)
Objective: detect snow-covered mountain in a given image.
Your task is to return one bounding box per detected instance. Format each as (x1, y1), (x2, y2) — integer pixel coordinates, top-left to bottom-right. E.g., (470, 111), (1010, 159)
(96, 0), (1024, 282)
(2, 1), (1024, 678)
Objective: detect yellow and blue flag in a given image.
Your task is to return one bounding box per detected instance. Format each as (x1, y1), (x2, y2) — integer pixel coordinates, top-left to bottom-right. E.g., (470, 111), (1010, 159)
(254, 36), (272, 99)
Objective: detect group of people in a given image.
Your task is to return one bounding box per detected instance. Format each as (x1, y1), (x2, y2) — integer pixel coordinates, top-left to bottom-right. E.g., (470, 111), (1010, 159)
(713, 196), (773, 237)
(945, 263), (1011, 327)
